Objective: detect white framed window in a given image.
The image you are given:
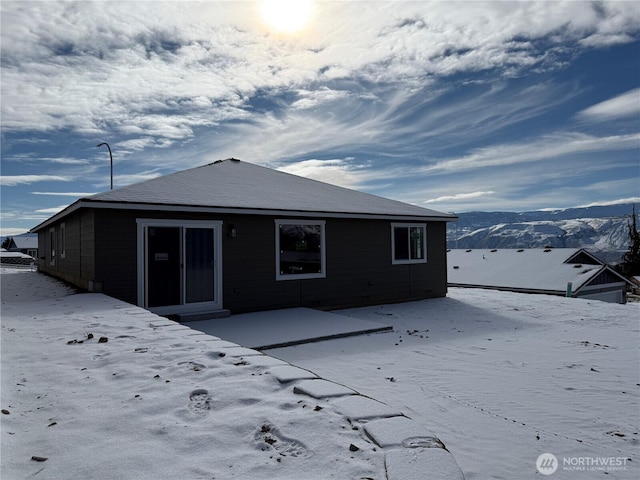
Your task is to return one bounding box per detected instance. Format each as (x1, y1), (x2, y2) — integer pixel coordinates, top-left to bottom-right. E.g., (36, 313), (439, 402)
(60, 222), (66, 259)
(276, 219), (326, 280)
(391, 223), (427, 264)
(49, 227), (56, 265)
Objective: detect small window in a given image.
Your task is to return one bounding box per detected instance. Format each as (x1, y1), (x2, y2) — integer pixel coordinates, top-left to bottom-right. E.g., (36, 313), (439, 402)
(392, 223), (426, 264)
(49, 227), (56, 265)
(276, 220), (326, 280)
(60, 223), (66, 259)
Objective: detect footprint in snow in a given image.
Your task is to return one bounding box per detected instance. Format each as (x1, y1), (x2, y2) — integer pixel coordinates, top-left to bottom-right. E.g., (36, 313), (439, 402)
(254, 423), (308, 458)
(188, 389), (211, 416)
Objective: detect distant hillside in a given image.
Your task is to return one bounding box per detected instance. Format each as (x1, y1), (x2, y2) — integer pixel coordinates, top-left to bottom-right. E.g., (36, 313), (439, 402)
(447, 204), (637, 264)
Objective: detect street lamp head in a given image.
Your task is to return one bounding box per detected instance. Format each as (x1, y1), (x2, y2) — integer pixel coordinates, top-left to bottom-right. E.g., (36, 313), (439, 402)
(96, 142), (106, 147)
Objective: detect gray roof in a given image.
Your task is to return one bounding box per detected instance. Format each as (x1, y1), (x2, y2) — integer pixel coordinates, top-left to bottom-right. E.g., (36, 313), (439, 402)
(10, 235), (38, 249)
(40, 159), (454, 227)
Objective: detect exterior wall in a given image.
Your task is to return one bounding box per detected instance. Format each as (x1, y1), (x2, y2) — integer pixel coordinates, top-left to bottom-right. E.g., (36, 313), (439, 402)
(38, 207), (450, 313)
(36, 210), (96, 290)
(94, 209), (138, 304)
(217, 216), (448, 312)
(576, 282), (627, 304)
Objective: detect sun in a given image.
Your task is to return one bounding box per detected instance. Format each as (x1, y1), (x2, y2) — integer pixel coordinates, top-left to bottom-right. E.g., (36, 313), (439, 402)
(259, 0), (314, 34)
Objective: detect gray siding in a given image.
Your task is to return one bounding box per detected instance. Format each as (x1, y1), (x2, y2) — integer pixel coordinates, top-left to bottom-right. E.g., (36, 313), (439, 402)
(222, 216), (448, 312)
(38, 207), (450, 313)
(94, 210), (138, 304)
(36, 210), (96, 291)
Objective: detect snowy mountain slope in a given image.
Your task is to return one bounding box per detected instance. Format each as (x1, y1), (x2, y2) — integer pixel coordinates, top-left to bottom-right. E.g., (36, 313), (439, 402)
(447, 204), (637, 262)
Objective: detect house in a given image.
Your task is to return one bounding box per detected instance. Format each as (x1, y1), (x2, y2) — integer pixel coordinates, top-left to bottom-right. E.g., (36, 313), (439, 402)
(3, 234), (38, 258)
(31, 159), (457, 318)
(447, 248), (632, 303)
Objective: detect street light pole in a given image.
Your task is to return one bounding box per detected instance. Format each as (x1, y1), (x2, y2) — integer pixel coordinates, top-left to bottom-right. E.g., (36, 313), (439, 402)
(96, 142), (113, 190)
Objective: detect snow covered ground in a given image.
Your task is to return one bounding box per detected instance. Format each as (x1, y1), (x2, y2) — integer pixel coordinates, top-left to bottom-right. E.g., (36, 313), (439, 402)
(270, 290), (640, 479)
(2, 268), (639, 479)
(1, 269), (392, 480)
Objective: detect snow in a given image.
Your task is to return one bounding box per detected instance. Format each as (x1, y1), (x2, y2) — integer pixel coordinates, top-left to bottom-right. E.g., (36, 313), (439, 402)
(185, 307), (392, 350)
(269, 290), (640, 479)
(1, 269), (388, 480)
(77, 159), (454, 220)
(447, 248), (609, 293)
(3, 268), (639, 479)
(0, 251), (34, 259)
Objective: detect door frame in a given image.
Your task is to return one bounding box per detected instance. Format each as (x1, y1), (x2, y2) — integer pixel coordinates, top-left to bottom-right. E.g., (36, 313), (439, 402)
(136, 218), (223, 315)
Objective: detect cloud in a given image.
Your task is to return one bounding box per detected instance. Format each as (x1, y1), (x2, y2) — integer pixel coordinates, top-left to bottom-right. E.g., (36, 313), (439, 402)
(576, 88), (640, 122)
(276, 158), (369, 189)
(291, 87), (351, 109)
(0, 175), (71, 186)
(424, 191), (495, 204)
(1, 1), (638, 221)
(422, 132), (640, 174)
(578, 197), (640, 208)
(2, 0), (638, 149)
(35, 205), (70, 215)
(0, 227), (33, 237)
(31, 192), (98, 197)
(2, 153), (90, 165)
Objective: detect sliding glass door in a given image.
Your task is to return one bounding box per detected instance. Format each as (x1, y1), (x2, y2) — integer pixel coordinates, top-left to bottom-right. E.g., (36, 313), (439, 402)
(137, 220), (222, 313)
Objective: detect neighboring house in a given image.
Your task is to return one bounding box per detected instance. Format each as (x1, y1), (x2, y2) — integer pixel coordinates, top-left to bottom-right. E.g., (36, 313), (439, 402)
(31, 159), (457, 318)
(447, 248), (632, 304)
(3, 234), (38, 258)
(0, 249), (36, 267)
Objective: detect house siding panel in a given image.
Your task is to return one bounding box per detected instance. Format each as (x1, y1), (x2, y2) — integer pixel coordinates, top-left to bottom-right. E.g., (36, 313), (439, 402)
(36, 210), (97, 291)
(36, 207), (450, 313)
(94, 210), (138, 304)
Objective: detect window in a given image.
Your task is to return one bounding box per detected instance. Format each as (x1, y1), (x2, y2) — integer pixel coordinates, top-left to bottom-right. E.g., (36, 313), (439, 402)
(60, 223), (66, 259)
(276, 220), (325, 280)
(49, 227), (56, 265)
(392, 223), (426, 264)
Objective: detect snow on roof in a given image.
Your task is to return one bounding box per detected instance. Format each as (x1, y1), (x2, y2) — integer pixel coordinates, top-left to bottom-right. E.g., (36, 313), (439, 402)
(83, 159), (454, 220)
(447, 248), (616, 293)
(0, 251), (34, 259)
(10, 235), (38, 249)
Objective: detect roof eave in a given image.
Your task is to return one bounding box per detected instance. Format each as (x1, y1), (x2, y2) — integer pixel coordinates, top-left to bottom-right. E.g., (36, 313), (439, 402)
(30, 200), (83, 233)
(31, 199), (457, 231)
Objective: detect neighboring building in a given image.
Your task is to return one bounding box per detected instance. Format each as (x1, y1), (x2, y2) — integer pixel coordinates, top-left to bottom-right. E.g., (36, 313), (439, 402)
(0, 249), (36, 267)
(447, 248), (632, 304)
(3, 234), (38, 258)
(31, 159), (456, 318)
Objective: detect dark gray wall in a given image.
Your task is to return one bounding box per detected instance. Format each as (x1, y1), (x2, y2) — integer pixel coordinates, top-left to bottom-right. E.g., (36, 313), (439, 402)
(38, 207), (449, 313)
(37, 209), (96, 290)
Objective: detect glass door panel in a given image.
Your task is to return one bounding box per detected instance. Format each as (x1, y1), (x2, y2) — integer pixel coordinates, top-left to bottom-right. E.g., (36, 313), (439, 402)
(147, 226), (181, 307)
(185, 228), (215, 304)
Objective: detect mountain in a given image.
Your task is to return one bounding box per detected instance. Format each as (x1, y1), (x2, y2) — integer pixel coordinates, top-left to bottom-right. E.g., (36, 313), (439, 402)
(447, 204), (637, 264)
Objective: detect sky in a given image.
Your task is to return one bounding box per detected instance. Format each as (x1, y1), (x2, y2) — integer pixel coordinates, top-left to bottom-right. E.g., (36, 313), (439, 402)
(1, 0), (639, 236)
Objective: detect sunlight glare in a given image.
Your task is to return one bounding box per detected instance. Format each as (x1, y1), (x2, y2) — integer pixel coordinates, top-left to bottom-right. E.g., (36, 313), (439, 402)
(259, 0), (314, 34)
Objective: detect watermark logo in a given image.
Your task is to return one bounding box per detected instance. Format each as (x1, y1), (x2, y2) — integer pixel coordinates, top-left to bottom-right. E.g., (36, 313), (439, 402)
(536, 453), (630, 475)
(537, 453), (558, 475)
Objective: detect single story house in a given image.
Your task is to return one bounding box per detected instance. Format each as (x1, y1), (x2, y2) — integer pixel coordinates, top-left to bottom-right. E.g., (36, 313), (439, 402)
(3, 234), (38, 258)
(32, 159), (457, 318)
(447, 248), (632, 303)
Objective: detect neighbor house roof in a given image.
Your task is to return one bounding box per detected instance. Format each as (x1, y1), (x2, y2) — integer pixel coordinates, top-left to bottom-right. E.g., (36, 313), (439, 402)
(447, 248), (630, 296)
(10, 235), (38, 250)
(32, 159), (456, 231)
